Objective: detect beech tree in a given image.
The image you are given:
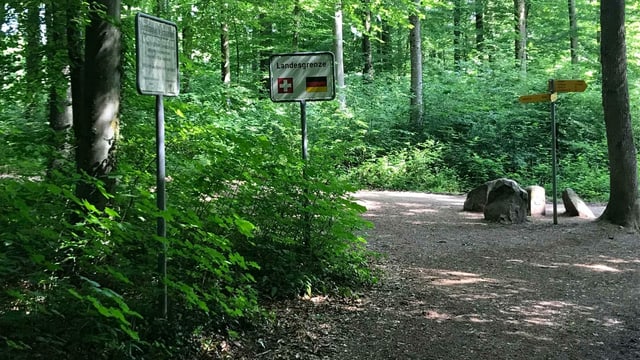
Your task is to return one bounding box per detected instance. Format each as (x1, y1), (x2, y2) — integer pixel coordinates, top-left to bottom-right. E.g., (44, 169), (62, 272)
(73, 0), (122, 210)
(568, 0), (578, 64)
(514, 0), (527, 71)
(599, 0), (639, 227)
(409, 0), (423, 127)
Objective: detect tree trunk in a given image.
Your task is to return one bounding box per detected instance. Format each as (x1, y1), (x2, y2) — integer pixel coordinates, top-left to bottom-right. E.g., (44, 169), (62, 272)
(24, 1), (42, 119)
(568, 0), (578, 64)
(379, 21), (392, 71)
(334, 1), (346, 108)
(46, 0), (73, 176)
(409, 0), (423, 128)
(453, 0), (462, 69)
(181, 7), (193, 93)
(475, 0), (484, 53)
(221, 22), (230, 84)
(514, 0), (527, 72)
(292, 1), (300, 51)
(362, 0), (373, 82)
(74, 0), (121, 211)
(599, 0), (639, 227)
(155, 0), (167, 17)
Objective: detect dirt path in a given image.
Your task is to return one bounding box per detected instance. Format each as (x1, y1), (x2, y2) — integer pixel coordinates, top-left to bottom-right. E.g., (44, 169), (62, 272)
(234, 191), (640, 359)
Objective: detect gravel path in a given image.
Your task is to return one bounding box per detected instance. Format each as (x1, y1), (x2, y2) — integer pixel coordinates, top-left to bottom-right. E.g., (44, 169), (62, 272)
(234, 191), (640, 360)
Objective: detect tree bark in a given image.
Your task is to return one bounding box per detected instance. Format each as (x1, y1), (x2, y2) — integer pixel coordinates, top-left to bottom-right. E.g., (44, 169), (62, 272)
(514, 0), (527, 72)
(379, 21), (392, 71)
(221, 22), (230, 84)
(475, 0), (484, 53)
(599, 0), (639, 227)
(453, 0), (462, 69)
(334, 1), (346, 108)
(46, 0), (73, 176)
(24, 1), (42, 118)
(409, 0), (423, 128)
(292, 1), (301, 51)
(568, 0), (578, 64)
(74, 0), (121, 211)
(362, 0), (373, 82)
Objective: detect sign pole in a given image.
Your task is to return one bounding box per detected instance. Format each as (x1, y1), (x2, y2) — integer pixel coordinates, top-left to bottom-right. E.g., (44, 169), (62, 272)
(135, 12), (179, 319)
(300, 100), (308, 161)
(156, 95), (168, 318)
(549, 79), (558, 225)
(300, 100), (311, 246)
(519, 79), (587, 225)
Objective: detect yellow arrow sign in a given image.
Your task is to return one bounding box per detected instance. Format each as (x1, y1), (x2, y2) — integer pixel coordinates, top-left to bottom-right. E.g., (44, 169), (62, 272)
(553, 80), (587, 92)
(519, 92), (558, 103)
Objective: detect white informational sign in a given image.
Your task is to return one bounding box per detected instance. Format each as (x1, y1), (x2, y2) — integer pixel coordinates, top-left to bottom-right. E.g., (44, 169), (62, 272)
(269, 52), (335, 102)
(135, 13), (179, 96)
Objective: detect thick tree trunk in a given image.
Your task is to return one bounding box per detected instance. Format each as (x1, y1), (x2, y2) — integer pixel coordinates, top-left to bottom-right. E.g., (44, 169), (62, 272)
(514, 0), (527, 72)
(334, 1), (346, 108)
(599, 0), (639, 227)
(409, 0), (423, 128)
(568, 0), (578, 64)
(74, 0), (121, 210)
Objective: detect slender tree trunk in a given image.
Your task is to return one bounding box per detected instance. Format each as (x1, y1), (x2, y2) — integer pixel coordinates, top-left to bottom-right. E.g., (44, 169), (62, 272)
(46, 0), (73, 176)
(514, 0), (527, 72)
(409, 0), (423, 128)
(362, 0), (373, 82)
(155, 0), (167, 17)
(568, 0), (578, 64)
(221, 22), (230, 84)
(24, 1), (42, 118)
(475, 0), (484, 53)
(0, 3), (6, 41)
(181, 12), (192, 93)
(599, 0), (639, 227)
(380, 21), (392, 71)
(292, 1), (300, 51)
(74, 0), (121, 210)
(334, 1), (346, 108)
(453, 0), (462, 69)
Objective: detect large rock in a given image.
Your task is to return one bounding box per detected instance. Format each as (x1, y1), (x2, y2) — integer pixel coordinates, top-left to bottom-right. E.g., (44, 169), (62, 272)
(562, 188), (595, 218)
(463, 183), (490, 212)
(483, 178), (528, 224)
(526, 185), (546, 216)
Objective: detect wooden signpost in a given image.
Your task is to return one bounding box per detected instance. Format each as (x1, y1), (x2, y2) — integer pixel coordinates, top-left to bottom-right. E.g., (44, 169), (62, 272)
(519, 79), (587, 225)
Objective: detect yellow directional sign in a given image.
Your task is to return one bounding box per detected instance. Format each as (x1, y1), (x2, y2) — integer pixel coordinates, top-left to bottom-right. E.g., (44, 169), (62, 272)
(519, 92), (558, 103)
(553, 80), (587, 92)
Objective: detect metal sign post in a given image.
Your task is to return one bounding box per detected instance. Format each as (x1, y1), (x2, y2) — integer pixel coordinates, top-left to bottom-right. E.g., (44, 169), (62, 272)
(518, 79), (587, 225)
(548, 79), (559, 225)
(135, 13), (179, 319)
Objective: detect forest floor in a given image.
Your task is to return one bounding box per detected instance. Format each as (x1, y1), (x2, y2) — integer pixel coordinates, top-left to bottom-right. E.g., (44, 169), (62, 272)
(227, 191), (640, 360)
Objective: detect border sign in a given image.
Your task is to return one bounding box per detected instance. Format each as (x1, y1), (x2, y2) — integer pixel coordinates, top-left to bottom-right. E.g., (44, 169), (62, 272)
(269, 52), (335, 102)
(135, 13), (179, 96)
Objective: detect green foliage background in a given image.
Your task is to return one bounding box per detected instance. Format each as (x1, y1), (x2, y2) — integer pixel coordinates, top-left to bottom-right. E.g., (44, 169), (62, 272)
(1, 0), (639, 358)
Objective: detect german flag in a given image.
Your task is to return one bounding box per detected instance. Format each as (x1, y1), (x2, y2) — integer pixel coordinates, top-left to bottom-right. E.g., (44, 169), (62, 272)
(306, 76), (328, 92)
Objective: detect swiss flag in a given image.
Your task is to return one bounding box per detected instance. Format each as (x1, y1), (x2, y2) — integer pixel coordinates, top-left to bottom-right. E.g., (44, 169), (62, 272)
(277, 78), (294, 93)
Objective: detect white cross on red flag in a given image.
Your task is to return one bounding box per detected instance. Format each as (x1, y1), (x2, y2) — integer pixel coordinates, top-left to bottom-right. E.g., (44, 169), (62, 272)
(277, 78), (294, 93)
